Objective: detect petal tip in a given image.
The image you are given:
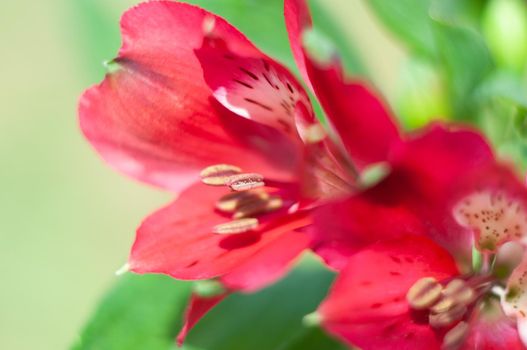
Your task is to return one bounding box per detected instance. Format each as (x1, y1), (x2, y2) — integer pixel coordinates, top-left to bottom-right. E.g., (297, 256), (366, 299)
(115, 262), (130, 276)
(302, 311), (322, 327)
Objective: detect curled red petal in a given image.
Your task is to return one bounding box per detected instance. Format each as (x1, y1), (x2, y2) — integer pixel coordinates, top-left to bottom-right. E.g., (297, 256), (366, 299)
(176, 293), (227, 346)
(129, 182), (311, 282)
(318, 236), (458, 350)
(284, 0), (314, 92)
(285, 0), (401, 168)
(79, 1), (301, 192)
(305, 61), (402, 169)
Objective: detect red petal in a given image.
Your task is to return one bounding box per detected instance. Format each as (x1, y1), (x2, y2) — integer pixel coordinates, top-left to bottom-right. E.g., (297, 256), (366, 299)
(129, 183), (311, 283)
(285, 0), (401, 168)
(176, 293), (226, 346)
(195, 35), (316, 142)
(305, 61), (402, 169)
(79, 1), (301, 192)
(319, 236), (458, 350)
(312, 124), (498, 268)
(462, 301), (524, 350)
(390, 124), (496, 257)
(220, 229), (310, 292)
(284, 0), (314, 92)
(311, 174), (426, 270)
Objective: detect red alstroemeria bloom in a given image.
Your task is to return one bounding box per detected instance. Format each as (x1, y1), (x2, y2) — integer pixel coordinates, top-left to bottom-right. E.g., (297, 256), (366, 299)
(312, 126), (527, 348)
(78, 0), (403, 341)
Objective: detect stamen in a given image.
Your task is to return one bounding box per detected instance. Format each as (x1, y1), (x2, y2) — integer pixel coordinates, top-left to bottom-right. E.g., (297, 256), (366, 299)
(212, 218), (259, 234)
(226, 173), (265, 191)
(215, 191), (269, 213)
(443, 279), (475, 305)
(430, 297), (456, 314)
(233, 196), (283, 219)
(406, 277), (443, 310)
(441, 321), (469, 350)
(429, 304), (467, 328)
(200, 164), (241, 186)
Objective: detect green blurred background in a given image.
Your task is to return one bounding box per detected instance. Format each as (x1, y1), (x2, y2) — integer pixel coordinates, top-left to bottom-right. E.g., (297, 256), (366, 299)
(0, 1), (405, 349)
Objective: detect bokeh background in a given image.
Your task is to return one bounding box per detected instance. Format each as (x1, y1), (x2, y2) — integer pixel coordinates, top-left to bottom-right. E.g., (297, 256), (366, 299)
(1, 1), (405, 349)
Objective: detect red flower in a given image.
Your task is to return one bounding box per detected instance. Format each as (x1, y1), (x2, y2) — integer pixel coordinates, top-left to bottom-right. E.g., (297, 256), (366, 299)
(80, 1), (527, 348)
(78, 0), (402, 342)
(311, 113), (527, 348)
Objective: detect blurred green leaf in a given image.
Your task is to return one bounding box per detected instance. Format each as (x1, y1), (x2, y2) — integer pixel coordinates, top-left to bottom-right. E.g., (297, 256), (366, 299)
(476, 72), (527, 171)
(66, 0), (125, 80)
(430, 0), (484, 29)
(476, 72), (527, 108)
(432, 20), (494, 119)
(72, 274), (192, 350)
(396, 58), (450, 129)
(482, 0), (527, 72)
(73, 264), (345, 350)
(309, 0), (367, 76)
(368, 0), (437, 58)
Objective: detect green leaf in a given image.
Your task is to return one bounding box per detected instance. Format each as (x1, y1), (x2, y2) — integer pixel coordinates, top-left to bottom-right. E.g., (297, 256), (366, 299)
(430, 0), (484, 29)
(72, 263), (345, 350)
(368, 0), (437, 58)
(71, 274), (193, 350)
(66, 0), (127, 80)
(309, 0), (367, 76)
(432, 20), (494, 119)
(482, 0), (527, 72)
(476, 72), (527, 109)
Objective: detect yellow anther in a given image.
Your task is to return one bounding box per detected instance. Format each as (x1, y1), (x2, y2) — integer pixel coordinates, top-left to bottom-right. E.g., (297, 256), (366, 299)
(233, 196), (283, 219)
(227, 173), (265, 191)
(429, 304), (467, 328)
(200, 164), (242, 186)
(406, 277), (443, 310)
(443, 279), (475, 305)
(441, 321), (469, 350)
(215, 191), (268, 213)
(212, 218), (259, 235)
(430, 297), (455, 314)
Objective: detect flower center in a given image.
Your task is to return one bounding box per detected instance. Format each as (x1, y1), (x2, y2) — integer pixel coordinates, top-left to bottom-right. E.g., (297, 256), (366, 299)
(407, 275), (493, 349)
(200, 164), (287, 235)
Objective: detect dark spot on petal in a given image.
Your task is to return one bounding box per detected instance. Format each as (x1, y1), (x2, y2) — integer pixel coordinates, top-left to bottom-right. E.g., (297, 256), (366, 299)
(390, 255), (402, 264)
(243, 98), (273, 111)
(234, 79), (253, 89)
(185, 260), (199, 268)
(239, 67), (259, 80)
